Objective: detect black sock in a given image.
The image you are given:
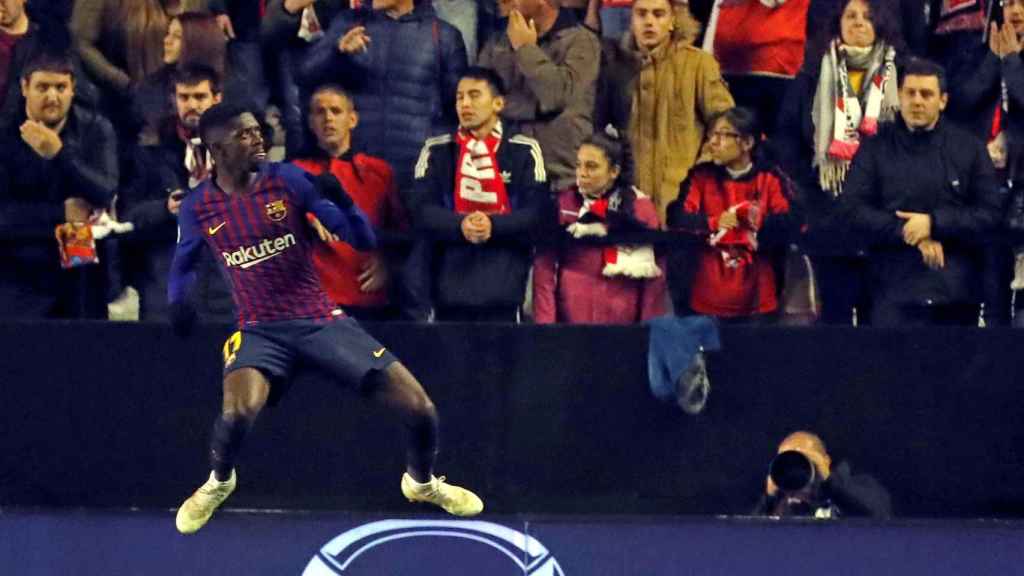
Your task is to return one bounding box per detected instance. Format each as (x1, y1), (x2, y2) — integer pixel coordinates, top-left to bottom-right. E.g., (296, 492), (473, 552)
(209, 415), (251, 482)
(406, 410), (439, 483)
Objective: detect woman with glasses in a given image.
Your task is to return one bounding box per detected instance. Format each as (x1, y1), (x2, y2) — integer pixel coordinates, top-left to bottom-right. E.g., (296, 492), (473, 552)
(668, 107), (794, 323)
(773, 0), (905, 325)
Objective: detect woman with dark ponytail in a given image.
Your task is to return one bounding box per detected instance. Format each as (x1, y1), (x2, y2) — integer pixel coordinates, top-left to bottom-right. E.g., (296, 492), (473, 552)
(533, 132), (667, 324)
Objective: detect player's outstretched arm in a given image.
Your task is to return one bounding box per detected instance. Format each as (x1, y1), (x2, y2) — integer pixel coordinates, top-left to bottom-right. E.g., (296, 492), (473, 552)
(302, 170), (378, 251)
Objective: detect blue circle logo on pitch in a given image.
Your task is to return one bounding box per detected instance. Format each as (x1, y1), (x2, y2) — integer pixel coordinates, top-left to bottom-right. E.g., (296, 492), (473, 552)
(303, 519), (566, 575)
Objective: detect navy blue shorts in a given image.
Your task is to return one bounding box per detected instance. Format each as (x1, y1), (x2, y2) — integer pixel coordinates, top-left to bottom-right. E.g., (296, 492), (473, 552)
(221, 316), (398, 404)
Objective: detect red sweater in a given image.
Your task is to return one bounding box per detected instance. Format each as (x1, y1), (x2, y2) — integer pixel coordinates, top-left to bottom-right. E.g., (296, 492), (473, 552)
(678, 165), (790, 317)
(712, 0), (809, 78)
(292, 153), (407, 308)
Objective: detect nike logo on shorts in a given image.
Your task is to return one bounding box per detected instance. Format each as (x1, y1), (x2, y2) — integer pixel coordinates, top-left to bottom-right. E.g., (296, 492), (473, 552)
(373, 347), (386, 358)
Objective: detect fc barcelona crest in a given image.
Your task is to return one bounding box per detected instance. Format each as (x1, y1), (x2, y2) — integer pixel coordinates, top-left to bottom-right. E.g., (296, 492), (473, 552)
(266, 199), (288, 222)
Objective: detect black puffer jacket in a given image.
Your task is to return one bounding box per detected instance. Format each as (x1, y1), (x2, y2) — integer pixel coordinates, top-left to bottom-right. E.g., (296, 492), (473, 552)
(298, 4), (467, 191)
(840, 118), (1002, 306)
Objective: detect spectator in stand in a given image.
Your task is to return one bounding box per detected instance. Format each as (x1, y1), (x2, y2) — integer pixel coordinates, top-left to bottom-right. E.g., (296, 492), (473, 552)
(119, 64), (234, 321)
(930, 0), (990, 75)
(841, 58), (1001, 327)
(533, 133), (667, 324)
(667, 107), (794, 323)
(0, 1), (100, 117)
(70, 0), (180, 109)
(601, 0), (733, 222)
(292, 85), (409, 321)
(945, 0), (1024, 326)
(261, 0), (346, 157)
(414, 67), (549, 322)
(134, 11), (229, 144)
(0, 51), (118, 318)
(299, 0), (466, 321)
(478, 0), (601, 189)
(298, 0), (466, 193)
(701, 0), (810, 135)
(773, 0), (904, 325)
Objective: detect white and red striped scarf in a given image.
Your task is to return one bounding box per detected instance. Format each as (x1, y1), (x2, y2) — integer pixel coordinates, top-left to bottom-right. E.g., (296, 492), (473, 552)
(454, 122), (510, 215)
(812, 40), (898, 195)
(567, 187), (662, 279)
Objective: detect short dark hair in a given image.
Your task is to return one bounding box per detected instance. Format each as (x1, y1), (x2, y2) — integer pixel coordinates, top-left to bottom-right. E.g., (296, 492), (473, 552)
(310, 83), (354, 106)
(458, 66), (506, 97)
(21, 51), (75, 82)
(898, 57), (947, 93)
(198, 101), (255, 145)
(172, 63), (222, 94)
(708, 107), (761, 145)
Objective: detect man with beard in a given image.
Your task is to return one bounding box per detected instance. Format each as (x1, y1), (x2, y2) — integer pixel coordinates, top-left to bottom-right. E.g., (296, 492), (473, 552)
(170, 102), (483, 535)
(118, 64), (233, 321)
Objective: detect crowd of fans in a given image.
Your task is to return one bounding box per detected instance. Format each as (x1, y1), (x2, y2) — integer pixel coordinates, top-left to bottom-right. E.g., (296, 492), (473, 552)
(0, 0), (1019, 327)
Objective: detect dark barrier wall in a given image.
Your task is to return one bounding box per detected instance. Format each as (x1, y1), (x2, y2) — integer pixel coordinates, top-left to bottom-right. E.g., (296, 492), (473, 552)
(1, 321), (1023, 517)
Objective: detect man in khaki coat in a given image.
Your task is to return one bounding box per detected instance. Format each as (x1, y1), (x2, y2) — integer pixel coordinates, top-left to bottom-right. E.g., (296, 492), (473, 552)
(603, 0), (733, 223)
(478, 0), (601, 189)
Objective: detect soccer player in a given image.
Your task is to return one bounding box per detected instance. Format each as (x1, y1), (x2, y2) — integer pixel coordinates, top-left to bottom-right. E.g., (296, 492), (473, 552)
(168, 102), (483, 535)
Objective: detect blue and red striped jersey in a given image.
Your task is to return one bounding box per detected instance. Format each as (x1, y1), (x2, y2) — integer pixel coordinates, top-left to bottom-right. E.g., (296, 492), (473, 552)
(167, 162), (376, 327)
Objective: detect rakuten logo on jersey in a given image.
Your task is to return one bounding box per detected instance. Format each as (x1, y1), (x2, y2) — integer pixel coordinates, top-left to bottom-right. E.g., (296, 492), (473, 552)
(222, 233), (297, 269)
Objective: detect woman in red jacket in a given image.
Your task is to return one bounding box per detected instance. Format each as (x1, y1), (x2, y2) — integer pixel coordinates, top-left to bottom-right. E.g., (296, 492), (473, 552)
(533, 133), (667, 324)
(668, 107), (795, 323)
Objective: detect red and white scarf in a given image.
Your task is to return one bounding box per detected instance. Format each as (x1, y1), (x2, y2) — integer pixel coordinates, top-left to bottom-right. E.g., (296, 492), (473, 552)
(567, 187), (662, 279)
(454, 122), (510, 215)
(178, 123), (212, 188)
(935, 0), (987, 35)
(812, 41), (898, 195)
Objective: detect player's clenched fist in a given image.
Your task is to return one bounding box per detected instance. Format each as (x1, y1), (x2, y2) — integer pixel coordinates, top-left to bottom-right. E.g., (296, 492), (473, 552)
(338, 26), (371, 54)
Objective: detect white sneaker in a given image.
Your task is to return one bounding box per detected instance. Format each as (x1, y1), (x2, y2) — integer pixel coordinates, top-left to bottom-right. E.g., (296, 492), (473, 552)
(175, 470), (236, 534)
(401, 473), (483, 517)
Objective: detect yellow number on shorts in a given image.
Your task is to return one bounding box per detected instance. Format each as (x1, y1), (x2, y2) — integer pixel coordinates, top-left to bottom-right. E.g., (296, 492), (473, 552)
(222, 331), (242, 367)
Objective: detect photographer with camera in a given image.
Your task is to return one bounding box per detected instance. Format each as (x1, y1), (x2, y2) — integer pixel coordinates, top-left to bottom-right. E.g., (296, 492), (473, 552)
(753, 431), (892, 519)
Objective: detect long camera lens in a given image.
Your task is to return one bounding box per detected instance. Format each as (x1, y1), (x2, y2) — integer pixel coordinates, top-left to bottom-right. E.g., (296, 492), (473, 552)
(769, 450), (815, 493)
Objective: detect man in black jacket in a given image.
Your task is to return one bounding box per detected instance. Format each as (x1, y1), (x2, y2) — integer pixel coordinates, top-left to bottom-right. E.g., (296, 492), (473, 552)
(0, 51), (117, 318)
(413, 67), (549, 322)
(944, 4), (1024, 326)
(842, 58), (1002, 327)
(119, 65), (233, 321)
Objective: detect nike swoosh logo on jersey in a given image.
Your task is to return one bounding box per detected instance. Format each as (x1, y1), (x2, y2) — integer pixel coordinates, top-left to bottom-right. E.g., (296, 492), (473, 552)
(208, 222), (227, 235)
